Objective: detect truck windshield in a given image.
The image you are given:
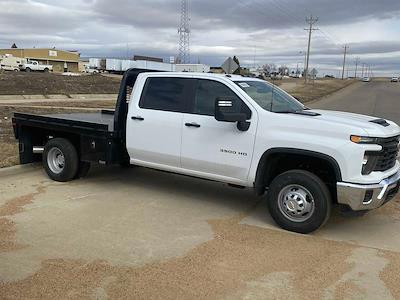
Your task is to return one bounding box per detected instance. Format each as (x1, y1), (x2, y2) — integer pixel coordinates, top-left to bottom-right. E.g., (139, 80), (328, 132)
(235, 81), (305, 113)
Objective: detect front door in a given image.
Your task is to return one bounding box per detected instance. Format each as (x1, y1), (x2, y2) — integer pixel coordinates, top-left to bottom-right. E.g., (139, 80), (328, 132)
(181, 79), (257, 184)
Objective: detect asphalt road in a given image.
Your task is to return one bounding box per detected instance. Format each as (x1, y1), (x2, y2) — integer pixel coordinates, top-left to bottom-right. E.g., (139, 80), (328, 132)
(0, 81), (400, 299)
(310, 79), (400, 124)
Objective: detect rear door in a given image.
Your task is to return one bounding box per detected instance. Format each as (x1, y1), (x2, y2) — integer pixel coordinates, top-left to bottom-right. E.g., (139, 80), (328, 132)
(126, 76), (194, 168)
(181, 79), (257, 184)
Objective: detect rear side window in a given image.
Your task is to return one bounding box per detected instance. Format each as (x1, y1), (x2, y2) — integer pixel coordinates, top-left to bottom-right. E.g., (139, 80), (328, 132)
(139, 77), (192, 113)
(192, 79), (252, 118)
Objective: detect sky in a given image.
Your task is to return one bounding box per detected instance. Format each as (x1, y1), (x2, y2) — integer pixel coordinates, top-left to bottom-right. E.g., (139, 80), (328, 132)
(0, 0), (399, 76)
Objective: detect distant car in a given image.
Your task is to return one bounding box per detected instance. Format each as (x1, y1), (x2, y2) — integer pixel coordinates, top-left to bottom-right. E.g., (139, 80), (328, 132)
(391, 77), (399, 82)
(362, 77), (371, 82)
(20, 60), (53, 72)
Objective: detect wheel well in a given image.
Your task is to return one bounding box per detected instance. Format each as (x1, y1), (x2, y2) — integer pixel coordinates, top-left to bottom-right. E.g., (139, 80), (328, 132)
(254, 149), (342, 201)
(18, 126), (80, 163)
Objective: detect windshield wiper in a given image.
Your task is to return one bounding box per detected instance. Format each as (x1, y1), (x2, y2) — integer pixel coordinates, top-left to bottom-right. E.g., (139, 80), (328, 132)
(275, 110), (321, 116)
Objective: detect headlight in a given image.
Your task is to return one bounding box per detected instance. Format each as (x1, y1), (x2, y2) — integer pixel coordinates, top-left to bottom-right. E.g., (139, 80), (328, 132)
(350, 135), (378, 144)
(362, 152), (379, 175)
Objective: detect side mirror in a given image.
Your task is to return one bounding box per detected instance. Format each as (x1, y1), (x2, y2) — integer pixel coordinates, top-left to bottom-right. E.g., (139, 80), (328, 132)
(215, 97), (247, 122)
(214, 97), (251, 132)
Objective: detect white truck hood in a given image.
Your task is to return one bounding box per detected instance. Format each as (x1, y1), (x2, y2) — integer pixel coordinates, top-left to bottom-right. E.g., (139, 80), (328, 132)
(311, 109), (400, 137)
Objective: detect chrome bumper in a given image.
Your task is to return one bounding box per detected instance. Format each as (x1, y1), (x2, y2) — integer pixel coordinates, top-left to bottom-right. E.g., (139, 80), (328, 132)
(337, 170), (400, 211)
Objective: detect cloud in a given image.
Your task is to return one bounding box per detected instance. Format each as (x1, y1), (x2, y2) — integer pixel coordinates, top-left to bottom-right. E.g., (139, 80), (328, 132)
(0, 0), (398, 75)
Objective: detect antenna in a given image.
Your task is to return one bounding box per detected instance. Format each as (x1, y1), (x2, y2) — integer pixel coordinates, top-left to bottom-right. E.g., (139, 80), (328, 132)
(178, 0), (190, 64)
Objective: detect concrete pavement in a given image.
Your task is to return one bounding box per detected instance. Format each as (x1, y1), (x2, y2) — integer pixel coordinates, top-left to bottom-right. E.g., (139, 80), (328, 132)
(1, 165), (399, 298)
(310, 80), (400, 124)
(1, 81), (400, 299)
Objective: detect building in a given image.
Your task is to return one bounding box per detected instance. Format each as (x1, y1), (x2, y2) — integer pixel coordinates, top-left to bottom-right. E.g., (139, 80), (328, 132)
(0, 48), (80, 72)
(176, 64), (210, 73)
(78, 58), (90, 72)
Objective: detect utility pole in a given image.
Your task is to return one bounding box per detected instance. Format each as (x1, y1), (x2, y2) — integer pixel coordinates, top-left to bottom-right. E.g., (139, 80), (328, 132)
(361, 63), (365, 78)
(354, 57), (360, 78)
(304, 15), (318, 83)
(341, 45), (349, 80)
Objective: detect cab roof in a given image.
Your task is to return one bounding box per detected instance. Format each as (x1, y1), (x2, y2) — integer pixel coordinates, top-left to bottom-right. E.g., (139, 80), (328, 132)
(140, 71), (261, 82)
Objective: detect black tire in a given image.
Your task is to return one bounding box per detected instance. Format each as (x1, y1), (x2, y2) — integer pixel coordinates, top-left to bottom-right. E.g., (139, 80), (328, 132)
(25, 68), (31, 72)
(267, 170), (332, 234)
(44, 68), (49, 73)
(43, 138), (79, 182)
(119, 160), (134, 168)
(75, 161), (91, 179)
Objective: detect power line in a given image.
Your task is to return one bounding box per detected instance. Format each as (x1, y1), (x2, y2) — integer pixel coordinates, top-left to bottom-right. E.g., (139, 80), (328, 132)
(304, 15), (318, 83)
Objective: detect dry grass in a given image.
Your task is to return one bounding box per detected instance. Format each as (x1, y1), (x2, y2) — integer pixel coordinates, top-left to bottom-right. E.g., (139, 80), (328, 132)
(0, 72), (121, 95)
(290, 79), (356, 103)
(0, 142), (18, 168)
(7, 100), (116, 109)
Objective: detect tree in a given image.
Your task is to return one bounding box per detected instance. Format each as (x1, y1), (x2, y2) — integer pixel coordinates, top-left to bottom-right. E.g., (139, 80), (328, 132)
(278, 65), (289, 76)
(262, 63), (277, 76)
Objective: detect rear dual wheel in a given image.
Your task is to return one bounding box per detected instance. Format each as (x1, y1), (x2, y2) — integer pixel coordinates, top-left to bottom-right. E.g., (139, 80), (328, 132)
(43, 138), (90, 182)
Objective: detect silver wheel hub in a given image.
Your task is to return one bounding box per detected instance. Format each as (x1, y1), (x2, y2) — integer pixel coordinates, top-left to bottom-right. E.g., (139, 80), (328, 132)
(278, 185), (315, 222)
(47, 147), (65, 174)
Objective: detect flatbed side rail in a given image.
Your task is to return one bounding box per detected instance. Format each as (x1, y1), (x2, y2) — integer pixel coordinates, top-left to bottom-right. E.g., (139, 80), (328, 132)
(13, 113), (111, 137)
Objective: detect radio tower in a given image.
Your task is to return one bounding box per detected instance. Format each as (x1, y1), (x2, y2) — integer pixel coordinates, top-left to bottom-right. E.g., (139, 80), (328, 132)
(178, 0), (190, 64)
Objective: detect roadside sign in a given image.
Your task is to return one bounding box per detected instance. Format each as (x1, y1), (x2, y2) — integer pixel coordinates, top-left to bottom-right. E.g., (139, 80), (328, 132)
(221, 57), (239, 74)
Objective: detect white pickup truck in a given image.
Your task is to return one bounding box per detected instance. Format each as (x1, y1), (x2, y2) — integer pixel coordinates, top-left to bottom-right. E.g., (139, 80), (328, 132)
(20, 60), (52, 72)
(12, 69), (400, 233)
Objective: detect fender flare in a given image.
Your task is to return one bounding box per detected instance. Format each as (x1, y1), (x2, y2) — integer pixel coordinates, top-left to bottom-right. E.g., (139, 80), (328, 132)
(254, 148), (342, 195)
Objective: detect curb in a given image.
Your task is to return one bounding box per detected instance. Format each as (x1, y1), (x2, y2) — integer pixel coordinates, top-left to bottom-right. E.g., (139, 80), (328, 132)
(0, 163), (41, 177)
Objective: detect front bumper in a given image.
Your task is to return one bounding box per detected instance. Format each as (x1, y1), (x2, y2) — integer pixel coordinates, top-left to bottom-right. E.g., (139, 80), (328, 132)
(337, 170), (400, 211)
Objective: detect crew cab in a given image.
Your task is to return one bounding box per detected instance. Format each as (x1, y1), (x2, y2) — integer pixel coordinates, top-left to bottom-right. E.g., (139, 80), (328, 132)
(12, 69), (400, 234)
(20, 60), (52, 72)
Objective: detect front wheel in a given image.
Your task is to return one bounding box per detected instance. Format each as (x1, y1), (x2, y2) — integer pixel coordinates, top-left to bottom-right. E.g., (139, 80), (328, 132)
(43, 138), (79, 182)
(267, 170), (332, 234)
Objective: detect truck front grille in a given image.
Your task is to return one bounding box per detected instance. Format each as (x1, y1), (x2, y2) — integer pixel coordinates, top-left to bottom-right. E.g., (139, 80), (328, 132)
(374, 136), (400, 172)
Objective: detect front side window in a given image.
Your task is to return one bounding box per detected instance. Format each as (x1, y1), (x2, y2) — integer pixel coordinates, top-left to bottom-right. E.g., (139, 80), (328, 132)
(192, 79), (251, 118)
(236, 81), (305, 113)
(139, 77), (191, 112)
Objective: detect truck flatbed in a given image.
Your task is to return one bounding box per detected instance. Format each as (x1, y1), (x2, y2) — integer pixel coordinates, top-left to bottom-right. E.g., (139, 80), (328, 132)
(12, 69), (150, 166)
(44, 112), (115, 131)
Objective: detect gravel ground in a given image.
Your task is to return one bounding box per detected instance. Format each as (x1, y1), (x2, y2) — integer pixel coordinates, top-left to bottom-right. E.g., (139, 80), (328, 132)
(0, 166), (399, 299)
